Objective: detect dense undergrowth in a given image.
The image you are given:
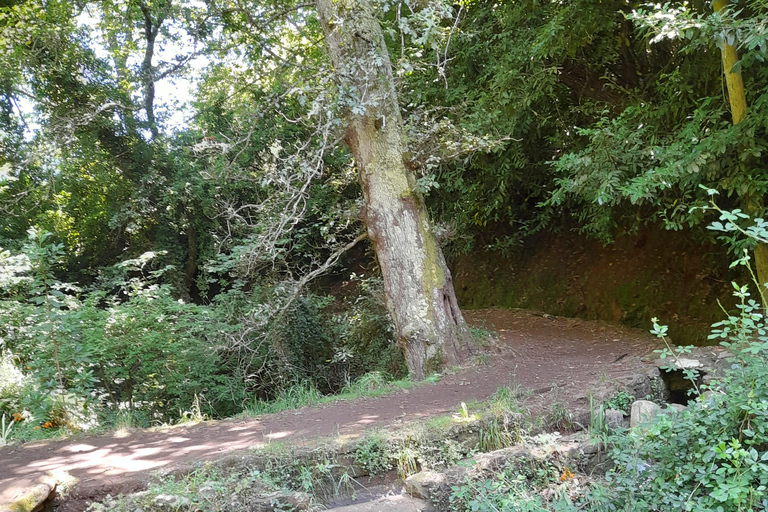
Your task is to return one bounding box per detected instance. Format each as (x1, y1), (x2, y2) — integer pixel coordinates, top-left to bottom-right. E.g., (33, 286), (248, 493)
(0, 0), (767, 509)
(0, 229), (407, 442)
(449, 229), (768, 511)
(75, 300), (768, 512)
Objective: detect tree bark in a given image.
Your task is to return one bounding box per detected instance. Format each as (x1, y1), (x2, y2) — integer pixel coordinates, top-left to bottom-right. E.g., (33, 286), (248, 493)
(712, 0), (768, 289)
(139, 0), (162, 140)
(315, 0), (470, 379)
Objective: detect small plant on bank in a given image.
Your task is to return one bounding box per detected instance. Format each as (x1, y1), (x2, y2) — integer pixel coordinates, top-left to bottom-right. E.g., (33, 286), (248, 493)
(341, 371), (390, 396)
(488, 384), (529, 417)
(479, 418), (520, 451)
(0, 413), (14, 445)
(587, 395), (608, 440)
(449, 457), (567, 512)
(296, 459), (358, 500)
(243, 381), (324, 416)
(456, 402), (470, 420)
(395, 438), (420, 479)
(354, 432), (392, 476)
(603, 391), (635, 414)
(469, 323), (495, 347)
(544, 401), (573, 432)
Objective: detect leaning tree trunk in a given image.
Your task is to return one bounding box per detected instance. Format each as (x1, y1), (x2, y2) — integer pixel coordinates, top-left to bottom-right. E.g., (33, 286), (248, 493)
(316, 0), (470, 379)
(713, 0), (768, 291)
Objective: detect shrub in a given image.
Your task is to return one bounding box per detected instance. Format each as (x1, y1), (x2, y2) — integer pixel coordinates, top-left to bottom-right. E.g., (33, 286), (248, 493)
(598, 291), (768, 512)
(0, 351), (25, 416)
(331, 276), (406, 384)
(603, 391), (635, 414)
(354, 432), (393, 476)
(279, 295), (337, 392)
(89, 286), (249, 419)
(0, 233), (252, 427)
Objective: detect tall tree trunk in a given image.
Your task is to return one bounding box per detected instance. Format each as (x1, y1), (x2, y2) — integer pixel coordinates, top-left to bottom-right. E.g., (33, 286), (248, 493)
(315, 0), (470, 379)
(139, 0), (161, 140)
(713, 0), (768, 290)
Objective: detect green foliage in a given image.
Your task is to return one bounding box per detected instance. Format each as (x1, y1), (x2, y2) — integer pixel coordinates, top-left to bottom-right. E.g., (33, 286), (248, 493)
(603, 391), (635, 415)
(243, 381), (323, 417)
(601, 332), (768, 510)
(0, 351), (25, 415)
(0, 413), (14, 445)
(589, 395), (609, 442)
(545, 1), (768, 242)
(417, 437), (466, 471)
(479, 418), (520, 452)
(330, 275), (406, 384)
(449, 457), (567, 512)
(0, 0), (765, 480)
(354, 432), (393, 476)
(0, 232), (251, 431)
(341, 371), (390, 396)
(544, 402), (574, 433)
(0, 223), (410, 437)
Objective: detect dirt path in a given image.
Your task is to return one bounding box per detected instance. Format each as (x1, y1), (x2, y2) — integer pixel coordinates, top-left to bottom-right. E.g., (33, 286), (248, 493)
(0, 309), (661, 511)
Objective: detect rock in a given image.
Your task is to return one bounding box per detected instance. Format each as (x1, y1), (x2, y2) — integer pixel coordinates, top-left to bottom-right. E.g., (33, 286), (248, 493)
(8, 482), (55, 512)
(604, 409), (625, 431)
(580, 441), (600, 456)
(630, 400), (661, 427)
(153, 495), (190, 510)
(196, 486), (216, 501)
(406, 446), (534, 510)
(674, 358), (702, 369)
(404, 471), (446, 500)
(250, 491), (311, 511)
(552, 438), (581, 459)
(626, 374), (651, 400)
(471, 446), (532, 472)
(576, 440), (612, 475)
(716, 350), (734, 360)
(325, 494), (430, 512)
(668, 404), (687, 413)
(571, 408), (591, 431)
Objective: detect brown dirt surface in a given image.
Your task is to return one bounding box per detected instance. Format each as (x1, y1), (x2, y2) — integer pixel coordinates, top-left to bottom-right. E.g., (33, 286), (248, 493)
(0, 309), (661, 512)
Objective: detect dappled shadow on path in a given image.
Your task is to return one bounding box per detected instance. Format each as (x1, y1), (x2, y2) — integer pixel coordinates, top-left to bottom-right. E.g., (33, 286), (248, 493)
(0, 309), (660, 510)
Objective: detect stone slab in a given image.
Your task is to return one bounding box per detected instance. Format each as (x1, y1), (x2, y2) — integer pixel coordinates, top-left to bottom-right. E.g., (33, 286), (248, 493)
(0, 479), (55, 512)
(326, 495), (430, 512)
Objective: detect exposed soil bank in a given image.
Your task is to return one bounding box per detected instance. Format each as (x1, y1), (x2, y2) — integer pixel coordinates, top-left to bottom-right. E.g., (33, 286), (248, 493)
(453, 228), (737, 345)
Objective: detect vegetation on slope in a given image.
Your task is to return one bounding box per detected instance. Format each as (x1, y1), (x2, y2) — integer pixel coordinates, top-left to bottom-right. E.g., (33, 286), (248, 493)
(0, 9), (768, 512)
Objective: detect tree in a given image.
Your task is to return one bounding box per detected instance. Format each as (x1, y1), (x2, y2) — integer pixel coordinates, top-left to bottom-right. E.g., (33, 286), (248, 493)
(315, 0), (469, 379)
(712, 0), (768, 288)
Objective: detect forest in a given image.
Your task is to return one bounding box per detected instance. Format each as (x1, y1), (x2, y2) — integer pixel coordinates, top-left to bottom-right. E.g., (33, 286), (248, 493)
(2, 0), (768, 510)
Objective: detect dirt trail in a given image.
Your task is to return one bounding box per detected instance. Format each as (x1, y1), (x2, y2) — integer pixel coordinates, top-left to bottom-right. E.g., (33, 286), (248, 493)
(0, 309), (661, 511)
